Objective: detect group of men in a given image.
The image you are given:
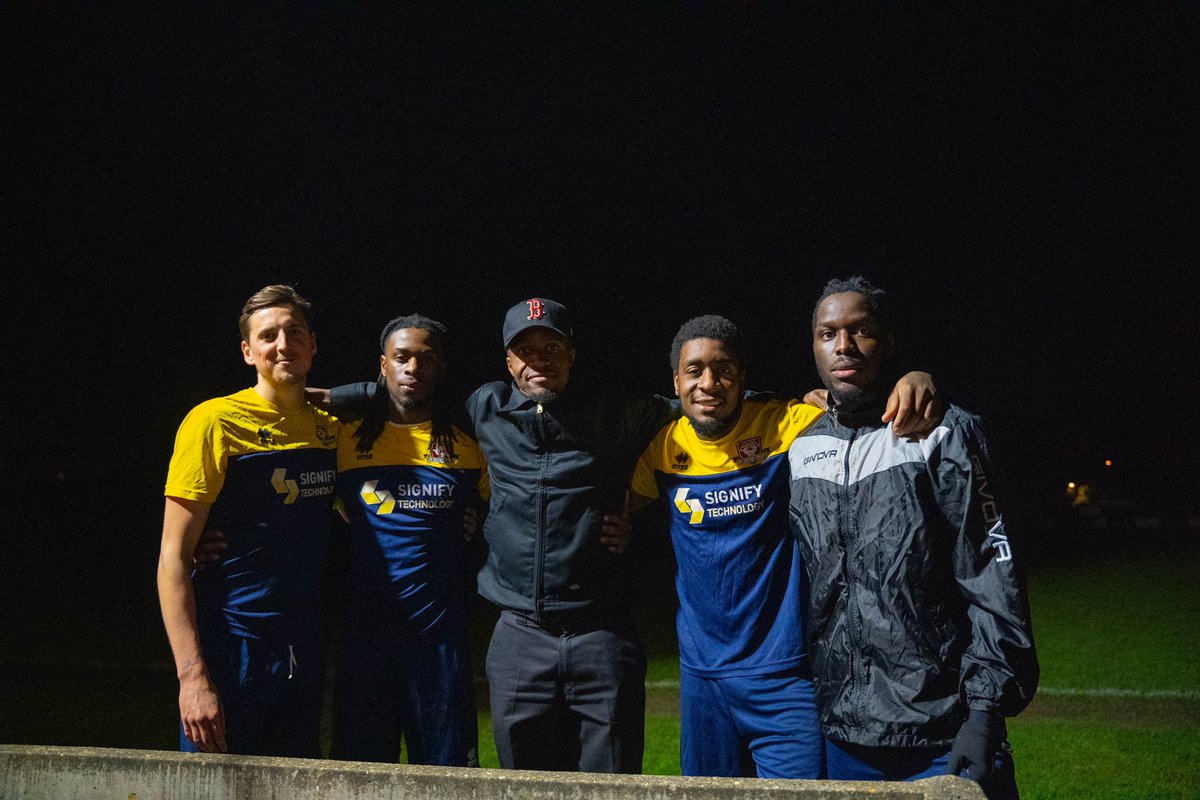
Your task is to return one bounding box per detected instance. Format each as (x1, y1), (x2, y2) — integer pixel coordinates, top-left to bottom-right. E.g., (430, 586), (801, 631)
(158, 280), (1037, 798)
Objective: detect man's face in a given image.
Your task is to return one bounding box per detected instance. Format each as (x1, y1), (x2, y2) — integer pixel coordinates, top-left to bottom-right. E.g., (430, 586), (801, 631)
(506, 328), (575, 402)
(812, 291), (892, 406)
(241, 305), (316, 387)
(674, 337), (744, 440)
(381, 327), (444, 416)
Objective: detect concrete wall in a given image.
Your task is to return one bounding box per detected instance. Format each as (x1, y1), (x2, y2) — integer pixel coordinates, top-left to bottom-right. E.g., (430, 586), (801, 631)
(0, 745), (985, 800)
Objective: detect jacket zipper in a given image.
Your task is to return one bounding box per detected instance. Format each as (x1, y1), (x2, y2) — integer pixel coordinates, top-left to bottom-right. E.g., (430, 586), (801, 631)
(533, 402), (547, 623)
(839, 427), (869, 730)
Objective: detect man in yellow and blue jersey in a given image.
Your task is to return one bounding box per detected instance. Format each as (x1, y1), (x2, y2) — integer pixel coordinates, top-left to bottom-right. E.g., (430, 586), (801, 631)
(630, 315), (939, 778)
(330, 314), (486, 766)
(157, 285), (339, 756)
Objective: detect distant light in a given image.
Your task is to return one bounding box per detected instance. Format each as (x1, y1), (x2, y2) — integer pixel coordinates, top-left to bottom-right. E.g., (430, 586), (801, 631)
(1068, 482), (1077, 490)
(1105, 459), (1113, 467)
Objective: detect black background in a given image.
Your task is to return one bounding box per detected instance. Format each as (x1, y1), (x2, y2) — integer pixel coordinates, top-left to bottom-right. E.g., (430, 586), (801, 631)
(4, 5), (1198, 571)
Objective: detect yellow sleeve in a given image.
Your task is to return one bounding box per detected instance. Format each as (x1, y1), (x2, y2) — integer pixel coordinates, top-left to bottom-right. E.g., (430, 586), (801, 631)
(164, 402), (226, 502)
(786, 398), (825, 440)
(631, 442), (661, 500)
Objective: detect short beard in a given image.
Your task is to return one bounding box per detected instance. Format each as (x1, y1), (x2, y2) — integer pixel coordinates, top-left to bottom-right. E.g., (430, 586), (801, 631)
(388, 390), (430, 415)
(524, 387), (561, 404)
(826, 383), (878, 413)
(689, 413), (737, 440)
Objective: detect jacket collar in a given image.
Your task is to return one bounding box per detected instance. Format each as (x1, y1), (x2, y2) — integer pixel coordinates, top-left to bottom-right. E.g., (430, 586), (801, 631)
(499, 380), (578, 413)
(827, 392), (887, 429)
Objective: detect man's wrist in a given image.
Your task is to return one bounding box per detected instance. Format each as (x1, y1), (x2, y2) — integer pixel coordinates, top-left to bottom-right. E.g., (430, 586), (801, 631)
(964, 708), (1004, 735)
(177, 654), (208, 681)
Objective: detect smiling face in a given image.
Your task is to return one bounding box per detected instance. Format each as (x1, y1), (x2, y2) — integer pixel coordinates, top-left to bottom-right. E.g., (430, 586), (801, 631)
(812, 291), (893, 407)
(506, 327), (575, 402)
(381, 327), (444, 422)
(240, 305), (316, 391)
(674, 337), (744, 440)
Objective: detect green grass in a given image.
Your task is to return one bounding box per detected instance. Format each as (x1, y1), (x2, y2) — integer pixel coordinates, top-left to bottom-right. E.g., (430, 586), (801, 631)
(3, 529), (1199, 798)
(1005, 548), (1200, 799)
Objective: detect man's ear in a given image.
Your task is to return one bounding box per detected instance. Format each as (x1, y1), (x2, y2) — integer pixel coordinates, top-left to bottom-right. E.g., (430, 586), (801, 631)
(241, 340), (254, 366)
(672, 371), (681, 398)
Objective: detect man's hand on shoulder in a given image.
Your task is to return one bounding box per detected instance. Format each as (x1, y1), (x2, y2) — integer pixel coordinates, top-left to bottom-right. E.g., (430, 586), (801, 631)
(884, 371), (945, 438)
(305, 387), (332, 411)
(802, 389), (829, 411)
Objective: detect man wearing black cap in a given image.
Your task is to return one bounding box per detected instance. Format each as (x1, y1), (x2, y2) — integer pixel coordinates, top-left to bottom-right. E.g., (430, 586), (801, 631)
(470, 297), (671, 773)
(329, 296), (670, 773)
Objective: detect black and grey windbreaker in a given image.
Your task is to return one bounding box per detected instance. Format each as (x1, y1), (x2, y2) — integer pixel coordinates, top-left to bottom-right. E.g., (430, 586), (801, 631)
(787, 401), (1038, 748)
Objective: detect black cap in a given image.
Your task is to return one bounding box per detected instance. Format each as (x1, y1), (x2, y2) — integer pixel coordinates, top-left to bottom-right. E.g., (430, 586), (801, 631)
(502, 297), (573, 349)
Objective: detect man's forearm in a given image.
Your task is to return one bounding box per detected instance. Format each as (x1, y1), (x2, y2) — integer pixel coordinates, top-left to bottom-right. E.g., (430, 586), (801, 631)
(157, 555), (209, 681)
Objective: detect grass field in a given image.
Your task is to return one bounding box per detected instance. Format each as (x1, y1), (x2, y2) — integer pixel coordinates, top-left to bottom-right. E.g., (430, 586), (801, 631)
(2, 521), (1198, 798)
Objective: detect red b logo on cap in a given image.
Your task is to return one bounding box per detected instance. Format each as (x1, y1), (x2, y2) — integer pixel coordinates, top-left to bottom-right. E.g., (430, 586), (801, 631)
(526, 299), (544, 320)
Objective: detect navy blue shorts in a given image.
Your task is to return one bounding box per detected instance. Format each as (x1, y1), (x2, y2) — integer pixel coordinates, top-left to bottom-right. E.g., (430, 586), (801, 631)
(331, 613), (477, 766)
(179, 631), (323, 758)
(826, 737), (1018, 799)
(680, 668), (823, 778)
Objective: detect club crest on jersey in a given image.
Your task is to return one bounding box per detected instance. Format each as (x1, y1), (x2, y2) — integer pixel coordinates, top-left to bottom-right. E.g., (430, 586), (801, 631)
(258, 427), (275, 446)
(733, 436), (766, 466)
(315, 423), (336, 447)
(425, 440), (459, 465)
(672, 451), (691, 471)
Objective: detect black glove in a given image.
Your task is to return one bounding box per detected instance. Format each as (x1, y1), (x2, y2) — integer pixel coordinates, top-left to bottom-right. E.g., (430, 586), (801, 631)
(946, 709), (1005, 782)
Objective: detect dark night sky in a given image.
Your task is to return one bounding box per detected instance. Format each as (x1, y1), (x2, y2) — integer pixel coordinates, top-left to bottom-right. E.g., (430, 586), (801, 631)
(4, 4), (1198, 530)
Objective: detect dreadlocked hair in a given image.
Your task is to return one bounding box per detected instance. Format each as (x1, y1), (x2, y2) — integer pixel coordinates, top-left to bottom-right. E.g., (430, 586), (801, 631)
(353, 313), (459, 460)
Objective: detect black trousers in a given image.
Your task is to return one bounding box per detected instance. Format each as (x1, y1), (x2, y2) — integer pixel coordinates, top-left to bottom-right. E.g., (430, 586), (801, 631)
(486, 610), (646, 773)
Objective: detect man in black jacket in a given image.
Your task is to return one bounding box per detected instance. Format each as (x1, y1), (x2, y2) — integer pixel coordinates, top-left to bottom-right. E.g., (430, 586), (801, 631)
(787, 278), (1038, 799)
(468, 298), (671, 773)
(331, 297), (670, 773)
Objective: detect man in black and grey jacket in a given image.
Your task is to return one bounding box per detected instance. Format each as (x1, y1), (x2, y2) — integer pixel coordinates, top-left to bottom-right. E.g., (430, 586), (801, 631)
(787, 277), (1038, 799)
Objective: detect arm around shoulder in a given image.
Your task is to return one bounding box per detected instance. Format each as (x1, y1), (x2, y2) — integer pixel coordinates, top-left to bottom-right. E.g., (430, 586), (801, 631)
(327, 381), (378, 422)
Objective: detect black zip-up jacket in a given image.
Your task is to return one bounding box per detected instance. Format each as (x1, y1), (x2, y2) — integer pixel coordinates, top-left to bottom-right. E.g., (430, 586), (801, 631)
(332, 380), (673, 624)
(787, 399), (1038, 748)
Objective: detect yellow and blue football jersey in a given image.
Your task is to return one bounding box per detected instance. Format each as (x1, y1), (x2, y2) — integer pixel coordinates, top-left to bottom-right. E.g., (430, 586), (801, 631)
(165, 388), (339, 642)
(336, 420), (488, 635)
(633, 397), (823, 677)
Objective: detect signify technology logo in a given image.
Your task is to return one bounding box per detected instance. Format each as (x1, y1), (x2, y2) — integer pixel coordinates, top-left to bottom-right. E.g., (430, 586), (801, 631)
(360, 480), (457, 515)
(673, 484), (766, 525)
(271, 467), (335, 505)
